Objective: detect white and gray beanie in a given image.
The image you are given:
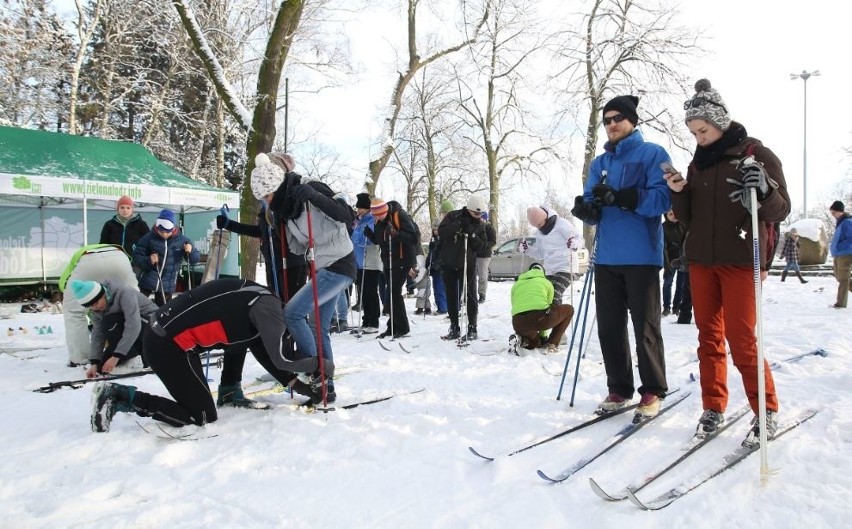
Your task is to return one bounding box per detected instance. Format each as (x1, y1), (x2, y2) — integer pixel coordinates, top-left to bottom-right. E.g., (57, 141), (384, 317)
(251, 152), (295, 200)
(685, 79), (732, 131)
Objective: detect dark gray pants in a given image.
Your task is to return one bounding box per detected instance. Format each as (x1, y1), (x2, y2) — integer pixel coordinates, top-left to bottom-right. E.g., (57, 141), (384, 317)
(594, 264), (667, 398)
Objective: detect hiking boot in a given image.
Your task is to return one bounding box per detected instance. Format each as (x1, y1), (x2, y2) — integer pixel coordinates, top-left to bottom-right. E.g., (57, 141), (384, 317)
(635, 393), (661, 419)
(742, 410), (778, 449)
(596, 393), (631, 414)
(308, 373), (336, 405)
(217, 384), (259, 408)
(478, 294), (486, 304)
(541, 343), (560, 355)
(695, 409), (725, 438)
(662, 307), (671, 316)
(289, 378), (315, 399)
(414, 308), (424, 315)
(508, 334), (520, 356)
(424, 308), (432, 315)
(465, 325), (478, 341)
(91, 382), (136, 433)
(441, 324), (461, 340)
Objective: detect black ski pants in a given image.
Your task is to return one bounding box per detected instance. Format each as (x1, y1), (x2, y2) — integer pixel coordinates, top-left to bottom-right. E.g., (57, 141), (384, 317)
(594, 264), (667, 399)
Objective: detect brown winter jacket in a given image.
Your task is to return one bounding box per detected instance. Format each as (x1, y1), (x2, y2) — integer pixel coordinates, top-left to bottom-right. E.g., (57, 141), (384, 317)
(671, 135), (790, 270)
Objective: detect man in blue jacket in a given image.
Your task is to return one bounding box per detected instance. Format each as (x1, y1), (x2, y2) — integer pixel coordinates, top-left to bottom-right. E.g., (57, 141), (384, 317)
(829, 200), (852, 308)
(570, 95), (671, 420)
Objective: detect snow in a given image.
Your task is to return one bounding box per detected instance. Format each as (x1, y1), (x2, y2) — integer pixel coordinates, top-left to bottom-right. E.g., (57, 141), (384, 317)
(787, 218), (826, 242)
(1, 272), (850, 527)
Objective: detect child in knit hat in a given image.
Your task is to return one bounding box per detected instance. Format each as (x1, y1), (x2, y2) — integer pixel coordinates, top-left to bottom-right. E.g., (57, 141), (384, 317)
(132, 209), (200, 305)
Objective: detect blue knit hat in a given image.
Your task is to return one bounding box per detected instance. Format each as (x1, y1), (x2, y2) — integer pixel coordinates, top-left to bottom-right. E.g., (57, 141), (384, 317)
(70, 280), (104, 306)
(155, 209), (177, 232)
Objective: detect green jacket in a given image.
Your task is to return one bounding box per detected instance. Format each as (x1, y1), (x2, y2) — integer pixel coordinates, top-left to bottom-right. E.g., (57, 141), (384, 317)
(510, 267), (553, 316)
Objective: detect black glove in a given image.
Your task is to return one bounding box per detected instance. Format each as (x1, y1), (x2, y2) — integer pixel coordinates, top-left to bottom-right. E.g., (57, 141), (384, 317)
(363, 226), (374, 240)
(570, 195), (601, 223)
(670, 258), (681, 269)
(593, 184), (639, 211)
(291, 183), (318, 204)
(215, 214), (228, 230)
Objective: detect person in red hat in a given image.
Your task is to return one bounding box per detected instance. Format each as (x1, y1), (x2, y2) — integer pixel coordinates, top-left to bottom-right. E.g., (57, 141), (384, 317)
(99, 195), (149, 256)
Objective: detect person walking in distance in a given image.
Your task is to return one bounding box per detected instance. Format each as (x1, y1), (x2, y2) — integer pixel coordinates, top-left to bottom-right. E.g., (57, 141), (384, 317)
(668, 79), (791, 446)
(779, 228), (808, 284)
(829, 201), (852, 308)
(570, 94), (671, 420)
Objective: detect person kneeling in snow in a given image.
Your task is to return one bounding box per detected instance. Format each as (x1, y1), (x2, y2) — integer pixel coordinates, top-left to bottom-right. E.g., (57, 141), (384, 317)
(90, 278), (330, 433)
(69, 279), (157, 378)
(510, 264), (575, 355)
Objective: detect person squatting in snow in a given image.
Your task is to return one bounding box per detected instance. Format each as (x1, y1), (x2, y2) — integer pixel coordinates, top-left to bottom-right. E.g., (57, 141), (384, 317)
(519, 206), (584, 303)
(669, 79), (791, 447)
(571, 94), (671, 421)
(90, 278), (327, 433)
(510, 263), (575, 355)
(69, 279), (156, 378)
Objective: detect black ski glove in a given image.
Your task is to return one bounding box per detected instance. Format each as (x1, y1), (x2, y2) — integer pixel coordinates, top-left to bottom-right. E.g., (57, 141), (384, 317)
(570, 195), (601, 223)
(592, 184), (639, 211)
(215, 215), (228, 230)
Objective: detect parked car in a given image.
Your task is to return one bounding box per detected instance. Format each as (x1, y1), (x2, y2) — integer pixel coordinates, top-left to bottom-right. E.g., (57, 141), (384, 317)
(488, 237), (589, 280)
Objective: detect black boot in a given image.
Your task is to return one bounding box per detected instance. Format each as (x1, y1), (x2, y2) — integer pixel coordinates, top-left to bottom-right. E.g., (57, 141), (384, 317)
(466, 325), (478, 341)
(441, 324), (461, 340)
(781, 271), (787, 282)
(797, 272), (808, 284)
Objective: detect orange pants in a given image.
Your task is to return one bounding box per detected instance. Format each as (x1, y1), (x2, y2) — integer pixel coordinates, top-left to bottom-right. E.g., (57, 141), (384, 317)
(689, 264), (778, 414)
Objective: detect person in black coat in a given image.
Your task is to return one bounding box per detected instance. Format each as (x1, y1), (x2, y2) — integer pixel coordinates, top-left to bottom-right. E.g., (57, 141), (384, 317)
(99, 195), (149, 258)
(364, 199), (418, 338)
(437, 195), (489, 341)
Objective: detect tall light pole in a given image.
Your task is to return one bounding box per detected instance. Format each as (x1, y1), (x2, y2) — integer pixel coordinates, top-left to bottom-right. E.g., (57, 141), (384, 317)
(790, 69), (820, 217)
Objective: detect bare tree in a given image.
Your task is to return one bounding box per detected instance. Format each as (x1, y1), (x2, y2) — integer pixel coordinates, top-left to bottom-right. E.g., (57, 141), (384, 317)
(67, 0), (102, 134)
(455, 0), (554, 234)
(365, 0), (488, 195)
(549, 0), (703, 245)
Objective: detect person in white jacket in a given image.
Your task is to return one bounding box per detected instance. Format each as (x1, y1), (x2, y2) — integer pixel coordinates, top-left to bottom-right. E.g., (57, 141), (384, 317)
(519, 206), (584, 302)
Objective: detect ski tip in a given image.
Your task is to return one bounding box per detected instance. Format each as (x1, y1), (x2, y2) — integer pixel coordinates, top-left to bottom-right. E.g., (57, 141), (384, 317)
(536, 469), (564, 483)
(625, 488), (649, 509)
(588, 477), (613, 501)
(468, 446), (495, 461)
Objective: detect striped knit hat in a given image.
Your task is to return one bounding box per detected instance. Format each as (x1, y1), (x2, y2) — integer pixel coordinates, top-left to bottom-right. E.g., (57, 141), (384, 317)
(370, 199), (389, 218)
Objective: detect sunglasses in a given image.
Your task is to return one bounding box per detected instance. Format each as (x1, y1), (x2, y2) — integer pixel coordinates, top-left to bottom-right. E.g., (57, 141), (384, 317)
(602, 114), (628, 126)
(683, 97), (727, 113)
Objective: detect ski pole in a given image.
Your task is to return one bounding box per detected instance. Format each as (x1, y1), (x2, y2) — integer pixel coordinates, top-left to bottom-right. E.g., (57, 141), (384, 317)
(214, 203), (229, 280)
(749, 186), (770, 480)
(460, 233), (469, 337)
(388, 230), (395, 339)
(305, 203), (327, 406)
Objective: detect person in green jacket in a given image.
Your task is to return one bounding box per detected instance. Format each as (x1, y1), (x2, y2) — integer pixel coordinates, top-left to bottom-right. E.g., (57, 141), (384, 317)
(510, 263), (575, 354)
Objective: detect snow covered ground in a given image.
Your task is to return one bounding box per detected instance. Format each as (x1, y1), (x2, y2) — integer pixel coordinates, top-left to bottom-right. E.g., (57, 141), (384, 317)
(0, 272), (850, 528)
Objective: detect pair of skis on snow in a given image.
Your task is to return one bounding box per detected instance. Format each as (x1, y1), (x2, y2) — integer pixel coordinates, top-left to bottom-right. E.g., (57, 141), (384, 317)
(468, 388), (818, 510)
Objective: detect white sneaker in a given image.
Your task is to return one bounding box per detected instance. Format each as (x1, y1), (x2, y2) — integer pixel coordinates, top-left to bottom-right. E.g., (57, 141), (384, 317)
(540, 343), (560, 355)
(361, 327), (380, 334)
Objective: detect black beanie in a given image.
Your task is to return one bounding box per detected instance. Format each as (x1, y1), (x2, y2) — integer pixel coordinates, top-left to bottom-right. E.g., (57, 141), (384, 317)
(355, 193), (372, 209)
(602, 95), (639, 125)
(830, 200), (845, 213)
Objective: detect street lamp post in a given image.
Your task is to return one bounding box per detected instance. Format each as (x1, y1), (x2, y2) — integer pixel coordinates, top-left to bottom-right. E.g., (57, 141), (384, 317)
(790, 69), (820, 217)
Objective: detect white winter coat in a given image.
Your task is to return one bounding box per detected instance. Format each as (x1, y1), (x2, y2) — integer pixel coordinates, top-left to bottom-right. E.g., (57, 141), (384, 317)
(520, 206), (584, 274)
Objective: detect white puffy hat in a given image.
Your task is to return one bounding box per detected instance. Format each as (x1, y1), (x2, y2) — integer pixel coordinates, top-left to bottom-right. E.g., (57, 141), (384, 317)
(466, 195), (488, 214)
(251, 152), (295, 200)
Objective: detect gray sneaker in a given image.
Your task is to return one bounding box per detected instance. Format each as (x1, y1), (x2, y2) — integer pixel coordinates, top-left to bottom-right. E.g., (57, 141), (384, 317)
(596, 393), (631, 415)
(742, 410), (778, 448)
(695, 409), (725, 439)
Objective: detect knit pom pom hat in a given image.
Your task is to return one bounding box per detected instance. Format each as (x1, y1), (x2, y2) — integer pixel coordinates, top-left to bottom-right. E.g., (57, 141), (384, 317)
(251, 152), (293, 200)
(70, 280), (104, 307)
(685, 79), (732, 131)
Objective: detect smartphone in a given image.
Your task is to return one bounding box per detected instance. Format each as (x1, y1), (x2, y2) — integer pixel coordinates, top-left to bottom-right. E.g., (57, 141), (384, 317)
(660, 162), (683, 183)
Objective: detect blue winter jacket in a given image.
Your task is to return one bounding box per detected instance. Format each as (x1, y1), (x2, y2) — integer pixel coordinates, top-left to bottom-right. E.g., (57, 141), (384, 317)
(352, 213), (376, 269)
(830, 214), (852, 257)
(132, 229), (200, 293)
(582, 130), (671, 266)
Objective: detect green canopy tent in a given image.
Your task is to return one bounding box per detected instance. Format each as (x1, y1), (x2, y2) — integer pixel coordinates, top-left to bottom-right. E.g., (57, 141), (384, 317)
(0, 126), (241, 285)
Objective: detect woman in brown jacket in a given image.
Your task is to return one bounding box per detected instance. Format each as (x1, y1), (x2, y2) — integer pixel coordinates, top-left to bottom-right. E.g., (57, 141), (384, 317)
(666, 79), (791, 448)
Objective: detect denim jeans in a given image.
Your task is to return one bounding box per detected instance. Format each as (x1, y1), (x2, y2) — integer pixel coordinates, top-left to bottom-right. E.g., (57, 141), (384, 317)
(284, 269), (354, 363)
(662, 268), (684, 310)
(334, 288), (349, 323)
(783, 261), (801, 274)
(431, 271), (447, 313)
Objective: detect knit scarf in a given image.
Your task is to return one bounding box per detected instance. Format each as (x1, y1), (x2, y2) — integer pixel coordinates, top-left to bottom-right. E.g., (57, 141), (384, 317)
(690, 122), (748, 170)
